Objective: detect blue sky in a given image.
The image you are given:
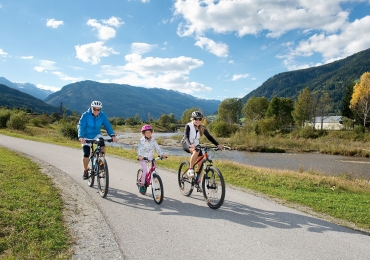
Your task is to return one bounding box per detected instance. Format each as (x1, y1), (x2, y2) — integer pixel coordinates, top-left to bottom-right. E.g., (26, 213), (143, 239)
(1, 0), (370, 101)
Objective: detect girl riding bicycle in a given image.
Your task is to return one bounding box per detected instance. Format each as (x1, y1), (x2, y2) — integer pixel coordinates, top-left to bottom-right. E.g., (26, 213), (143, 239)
(137, 125), (166, 194)
(181, 111), (223, 190)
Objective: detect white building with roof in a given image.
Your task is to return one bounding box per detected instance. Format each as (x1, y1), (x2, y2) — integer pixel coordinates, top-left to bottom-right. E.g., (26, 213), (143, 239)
(307, 116), (344, 130)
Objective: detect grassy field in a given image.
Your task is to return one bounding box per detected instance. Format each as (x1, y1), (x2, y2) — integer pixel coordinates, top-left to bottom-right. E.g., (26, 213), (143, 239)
(0, 146), (72, 259)
(0, 124), (369, 259)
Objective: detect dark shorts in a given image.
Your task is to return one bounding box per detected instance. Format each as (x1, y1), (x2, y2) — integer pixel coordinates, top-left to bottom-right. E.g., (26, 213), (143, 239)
(181, 142), (203, 156)
(83, 145), (90, 158)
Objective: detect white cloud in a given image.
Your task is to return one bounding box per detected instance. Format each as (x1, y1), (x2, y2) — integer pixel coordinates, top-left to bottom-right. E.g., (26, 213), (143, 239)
(131, 43), (157, 54)
(99, 54), (209, 95)
(231, 74), (249, 81)
(279, 15), (370, 69)
(194, 36), (228, 57)
(69, 66), (84, 71)
(52, 71), (82, 82)
(46, 19), (64, 28)
(20, 56), (33, 59)
(87, 16), (123, 41)
(173, 0), (370, 65)
(75, 41), (119, 64)
(34, 60), (58, 72)
(0, 49), (8, 57)
(174, 0), (349, 38)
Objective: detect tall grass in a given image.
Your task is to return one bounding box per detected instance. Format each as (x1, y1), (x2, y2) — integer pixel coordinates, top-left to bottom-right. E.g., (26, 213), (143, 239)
(0, 147), (72, 259)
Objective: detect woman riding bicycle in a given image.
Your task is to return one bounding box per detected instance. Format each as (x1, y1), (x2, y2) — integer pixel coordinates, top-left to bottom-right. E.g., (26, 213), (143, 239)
(77, 100), (118, 180)
(181, 111), (223, 188)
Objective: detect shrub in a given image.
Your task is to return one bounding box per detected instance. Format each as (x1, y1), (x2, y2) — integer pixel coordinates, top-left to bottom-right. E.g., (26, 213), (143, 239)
(0, 110), (11, 128)
(293, 126), (318, 139)
(210, 120), (237, 138)
(7, 112), (28, 131)
(256, 118), (277, 135)
(30, 117), (42, 127)
(59, 122), (78, 140)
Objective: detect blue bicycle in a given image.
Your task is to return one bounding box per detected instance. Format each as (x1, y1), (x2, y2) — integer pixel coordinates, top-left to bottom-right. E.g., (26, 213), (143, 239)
(85, 137), (113, 198)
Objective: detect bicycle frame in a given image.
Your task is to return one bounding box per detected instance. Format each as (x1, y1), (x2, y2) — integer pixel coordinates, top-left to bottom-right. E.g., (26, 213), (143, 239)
(143, 159), (156, 187)
(191, 146), (214, 182)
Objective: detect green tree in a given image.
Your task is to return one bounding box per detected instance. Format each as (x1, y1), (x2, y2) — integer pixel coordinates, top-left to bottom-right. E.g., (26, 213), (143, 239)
(158, 114), (171, 126)
(242, 97), (268, 121)
(218, 98), (242, 124)
(278, 97), (294, 127)
(292, 87), (312, 128)
(265, 96), (294, 129)
(341, 82), (355, 119)
(265, 96), (279, 118)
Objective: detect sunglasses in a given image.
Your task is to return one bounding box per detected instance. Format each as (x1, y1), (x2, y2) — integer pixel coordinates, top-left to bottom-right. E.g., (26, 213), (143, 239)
(193, 118), (202, 121)
(93, 108), (101, 111)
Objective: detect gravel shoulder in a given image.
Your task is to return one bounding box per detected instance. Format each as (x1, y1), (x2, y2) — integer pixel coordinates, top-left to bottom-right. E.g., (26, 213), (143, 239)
(27, 155), (125, 260)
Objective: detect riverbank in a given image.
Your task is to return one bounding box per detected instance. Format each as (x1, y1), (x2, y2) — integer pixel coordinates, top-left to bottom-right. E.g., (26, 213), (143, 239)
(114, 131), (370, 180)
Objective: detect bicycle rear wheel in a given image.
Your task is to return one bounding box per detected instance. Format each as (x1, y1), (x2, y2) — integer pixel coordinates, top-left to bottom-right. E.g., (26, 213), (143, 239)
(178, 161), (193, 196)
(87, 157), (95, 187)
(202, 166), (225, 209)
(151, 173), (164, 204)
(97, 157), (109, 198)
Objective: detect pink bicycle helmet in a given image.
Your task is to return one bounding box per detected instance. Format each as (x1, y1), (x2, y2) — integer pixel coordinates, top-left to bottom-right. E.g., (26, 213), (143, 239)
(141, 124), (153, 133)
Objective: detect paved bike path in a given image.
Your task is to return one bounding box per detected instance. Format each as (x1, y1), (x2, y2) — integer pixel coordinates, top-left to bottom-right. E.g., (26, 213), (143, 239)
(1, 135), (369, 260)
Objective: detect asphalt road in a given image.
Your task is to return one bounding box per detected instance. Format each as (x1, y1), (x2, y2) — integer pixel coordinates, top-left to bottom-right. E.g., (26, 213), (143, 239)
(1, 134), (369, 260)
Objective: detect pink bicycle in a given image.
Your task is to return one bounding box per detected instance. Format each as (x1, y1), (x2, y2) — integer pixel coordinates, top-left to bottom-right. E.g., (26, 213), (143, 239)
(136, 156), (166, 204)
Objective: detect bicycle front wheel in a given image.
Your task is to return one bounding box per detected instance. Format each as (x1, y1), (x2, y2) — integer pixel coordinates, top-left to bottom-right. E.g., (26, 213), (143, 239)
(178, 161), (193, 196)
(152, 173), (164, 204)
(97, 157), (109, 198)
(87, 157), (95, 187)
(202, 166), (225, 209)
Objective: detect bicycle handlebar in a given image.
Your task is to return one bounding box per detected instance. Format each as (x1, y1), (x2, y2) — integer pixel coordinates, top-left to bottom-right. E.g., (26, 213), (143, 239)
(137, 155), (168, 162)
(85, 138), (114, 144)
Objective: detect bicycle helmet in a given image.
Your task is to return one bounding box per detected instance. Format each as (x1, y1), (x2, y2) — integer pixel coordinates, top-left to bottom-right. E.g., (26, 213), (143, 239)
(141, 124), (153, 133)
(191, 111), (203, 119)
(91, 100), (103, 108)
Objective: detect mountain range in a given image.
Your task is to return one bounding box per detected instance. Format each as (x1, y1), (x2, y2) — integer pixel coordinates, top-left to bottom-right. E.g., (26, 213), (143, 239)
(0, 84), (59, 114)
(1, 47), (370, 118)
(0, 77), (53, 100)
(241, 48), (370, 114)
(44, 81), (221, 119)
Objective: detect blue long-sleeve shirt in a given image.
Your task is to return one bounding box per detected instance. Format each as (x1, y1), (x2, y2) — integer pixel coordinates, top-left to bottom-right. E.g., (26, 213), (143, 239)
(77, 107), (115, 139)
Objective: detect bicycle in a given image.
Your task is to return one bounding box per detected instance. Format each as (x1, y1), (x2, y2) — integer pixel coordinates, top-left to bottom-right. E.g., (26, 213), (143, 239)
(178, 145), (228, 209)
(85, 137), (113, 198)
(136, 156), (167, 205)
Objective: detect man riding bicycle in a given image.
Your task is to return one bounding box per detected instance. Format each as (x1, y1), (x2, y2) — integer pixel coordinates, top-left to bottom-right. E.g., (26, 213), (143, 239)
(77, 100), (118, 179)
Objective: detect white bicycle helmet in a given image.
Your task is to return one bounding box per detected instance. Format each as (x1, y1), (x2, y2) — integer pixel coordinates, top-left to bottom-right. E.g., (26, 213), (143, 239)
(91, 100), (103, 108)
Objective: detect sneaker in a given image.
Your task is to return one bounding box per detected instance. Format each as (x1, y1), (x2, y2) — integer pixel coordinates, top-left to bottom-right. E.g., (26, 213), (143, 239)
(187, 169), (195, 178)
(139, 185), (146, 194)
(83, 169), (88, 180)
